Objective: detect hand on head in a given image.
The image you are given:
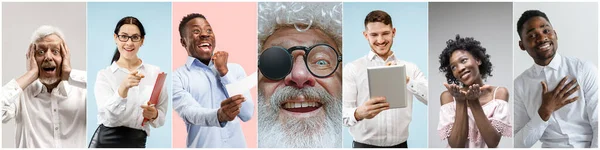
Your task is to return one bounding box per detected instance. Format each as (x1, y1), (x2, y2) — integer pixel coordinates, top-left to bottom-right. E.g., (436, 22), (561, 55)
(26, 44), (39, 77)
(59, 41), (72, 81)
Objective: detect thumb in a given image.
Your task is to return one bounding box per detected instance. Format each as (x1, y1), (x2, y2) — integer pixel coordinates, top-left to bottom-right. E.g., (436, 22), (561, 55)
(540, 81), (548, 93)
(479, 84), (491, 91)
(443, 83), (451, 90)
(130, 70), (139, 76)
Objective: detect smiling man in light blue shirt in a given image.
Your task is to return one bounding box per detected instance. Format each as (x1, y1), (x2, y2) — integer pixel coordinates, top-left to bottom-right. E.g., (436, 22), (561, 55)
(172, 13), (254, 148)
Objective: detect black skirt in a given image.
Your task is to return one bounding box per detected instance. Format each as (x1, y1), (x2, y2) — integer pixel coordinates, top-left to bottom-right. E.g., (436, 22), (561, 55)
(88, 124), (147, 148)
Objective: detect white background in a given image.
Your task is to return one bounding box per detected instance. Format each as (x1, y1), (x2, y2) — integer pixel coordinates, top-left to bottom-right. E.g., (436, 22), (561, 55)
(512, 2), (598, 148)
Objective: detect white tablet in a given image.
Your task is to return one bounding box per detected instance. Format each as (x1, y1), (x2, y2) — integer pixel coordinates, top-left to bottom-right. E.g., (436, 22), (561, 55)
(367, 64), (407, 108)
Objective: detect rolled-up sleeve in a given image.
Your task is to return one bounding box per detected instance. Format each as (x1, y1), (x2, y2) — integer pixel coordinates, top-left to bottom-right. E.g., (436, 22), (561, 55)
(173, 69), (221, 127)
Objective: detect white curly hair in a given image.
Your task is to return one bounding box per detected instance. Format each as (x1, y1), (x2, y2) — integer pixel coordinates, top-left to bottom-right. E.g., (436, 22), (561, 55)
(257, 2), (342, 52)
(30, 25), (64, 44)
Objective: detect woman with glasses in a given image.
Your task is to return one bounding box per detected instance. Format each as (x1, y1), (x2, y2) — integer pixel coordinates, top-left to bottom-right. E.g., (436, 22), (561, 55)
(437, 35), (512, 148)
(89, 16), (168, 148)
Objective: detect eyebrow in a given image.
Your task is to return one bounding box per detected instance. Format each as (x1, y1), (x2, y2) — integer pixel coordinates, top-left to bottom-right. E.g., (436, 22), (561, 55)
(36, 43), (60, 49)
(525, 24), (550, 34)
(449, 55), (467, 65)
(190, 24), (211, 28)
(118, 32), (140, 36)
(267, 39), (330, 49)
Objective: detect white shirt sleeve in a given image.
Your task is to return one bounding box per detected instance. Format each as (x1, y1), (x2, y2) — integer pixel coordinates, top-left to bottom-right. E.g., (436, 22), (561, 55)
(68, 69), (87, 89)
(407, 63), (428, 105)
(581, 61), (598, 148)
(2, 79), (23, 123)
(514, 78), (549, 148)
(342, 63), (360, 127)
(94, 70), (128, 125)
(149, 79), (168, 128)
(172, 70), (221, 127)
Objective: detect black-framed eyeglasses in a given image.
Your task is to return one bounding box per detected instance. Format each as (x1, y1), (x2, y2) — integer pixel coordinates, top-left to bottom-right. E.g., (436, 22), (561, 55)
(117, 35), (142, 42)
(258, 43), (342, 80)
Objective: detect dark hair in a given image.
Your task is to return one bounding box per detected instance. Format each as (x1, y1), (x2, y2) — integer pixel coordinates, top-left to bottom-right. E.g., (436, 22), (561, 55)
(516, 10), (551, 39)
(111, 16), (146, 64)
(438, 35), (493, 85)
(364, 10), (393, 27)
(178, 13), (206, 39)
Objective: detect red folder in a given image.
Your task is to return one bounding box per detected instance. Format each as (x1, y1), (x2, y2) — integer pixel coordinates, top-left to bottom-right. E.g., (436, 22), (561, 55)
(142, 72), (166, 126)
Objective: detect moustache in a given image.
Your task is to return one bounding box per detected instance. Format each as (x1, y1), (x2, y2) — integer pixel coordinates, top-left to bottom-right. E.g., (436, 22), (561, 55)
(40, 61), (56, 68)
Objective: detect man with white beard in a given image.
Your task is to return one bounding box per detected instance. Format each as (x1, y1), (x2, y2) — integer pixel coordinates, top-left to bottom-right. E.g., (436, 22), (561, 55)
(2, 25), (87, 148)
(257, 2), (343, 148)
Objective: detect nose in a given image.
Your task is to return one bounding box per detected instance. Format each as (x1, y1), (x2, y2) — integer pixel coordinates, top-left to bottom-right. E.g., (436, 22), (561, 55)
(284, 53), (316, 88)
(457, 64), (466, 74)
(535, 32), (548, 44)
(200, 30), (210, 39)
(125, 38), (134, 45)
(376, 35), (384, 44)
(43, 49), (53, 61)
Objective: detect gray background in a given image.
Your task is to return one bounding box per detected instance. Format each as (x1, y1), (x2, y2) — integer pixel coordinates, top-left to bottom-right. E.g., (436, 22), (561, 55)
(512, 2), (598, 148)
(428, 2), (514, 148)
(2, 2), (87, 148)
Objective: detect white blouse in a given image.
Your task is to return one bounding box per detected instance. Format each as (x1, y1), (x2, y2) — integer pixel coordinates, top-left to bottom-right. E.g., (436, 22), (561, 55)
(94, 62), (168, 135)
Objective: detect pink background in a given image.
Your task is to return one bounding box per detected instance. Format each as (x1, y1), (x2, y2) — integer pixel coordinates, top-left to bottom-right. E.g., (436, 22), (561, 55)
(171, 2), (257, 148)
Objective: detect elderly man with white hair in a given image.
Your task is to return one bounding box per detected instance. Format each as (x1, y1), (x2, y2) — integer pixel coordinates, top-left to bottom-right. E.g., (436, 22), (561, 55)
(257, 2), (343, 148)
(1, 25), (87, 148)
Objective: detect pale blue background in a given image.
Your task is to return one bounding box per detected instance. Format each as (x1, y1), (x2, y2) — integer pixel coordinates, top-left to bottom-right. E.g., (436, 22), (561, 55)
(86, 2), (172, 148)
(342, 2), (428, 148)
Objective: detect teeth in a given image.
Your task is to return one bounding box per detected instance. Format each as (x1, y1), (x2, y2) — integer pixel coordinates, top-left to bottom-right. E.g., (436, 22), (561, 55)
(200, 43), (210, 46)
(283, 102), (321, 108)
(539, 43), (550, 49)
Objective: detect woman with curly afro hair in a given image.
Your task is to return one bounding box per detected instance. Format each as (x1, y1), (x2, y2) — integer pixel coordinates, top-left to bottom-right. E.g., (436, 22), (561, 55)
(437, 35), (512, 148)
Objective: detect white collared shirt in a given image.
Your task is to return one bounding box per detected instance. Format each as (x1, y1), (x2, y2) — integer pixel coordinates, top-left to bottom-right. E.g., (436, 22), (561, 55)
(2, 69), (87, 148)
(94, 62), (168, 136)
(514, 53), (598, 148)
(342, 51), (428, 146)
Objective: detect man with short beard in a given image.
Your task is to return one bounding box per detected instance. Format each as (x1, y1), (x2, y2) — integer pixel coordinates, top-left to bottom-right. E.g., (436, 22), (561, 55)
(1, 25), (87, 148)
(172, 13), (254, 148)
(514, 10), (598, 148)
(343, 10), (428, 148)
(257, 2), (343, 148)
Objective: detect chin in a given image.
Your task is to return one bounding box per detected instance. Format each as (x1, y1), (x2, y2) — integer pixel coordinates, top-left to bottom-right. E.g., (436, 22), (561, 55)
(39, 77), (60, 85)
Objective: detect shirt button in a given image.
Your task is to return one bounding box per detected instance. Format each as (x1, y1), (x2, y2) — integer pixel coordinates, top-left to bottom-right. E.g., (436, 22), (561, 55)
(55, 127), (58, 130)
(53, 109), (57, 112)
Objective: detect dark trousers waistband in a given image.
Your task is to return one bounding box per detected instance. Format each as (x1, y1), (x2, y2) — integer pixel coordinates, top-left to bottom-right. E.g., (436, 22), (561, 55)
(88, 124), (147, 148)
(353, 141), (408, 148)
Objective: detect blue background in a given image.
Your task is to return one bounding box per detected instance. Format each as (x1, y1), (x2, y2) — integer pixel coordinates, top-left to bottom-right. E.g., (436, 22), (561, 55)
(86, 2), (172, 148)
(342, 2), (428, 148)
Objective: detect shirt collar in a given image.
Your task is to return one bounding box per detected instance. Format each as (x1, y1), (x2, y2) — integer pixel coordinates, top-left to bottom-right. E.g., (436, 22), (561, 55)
(185, 56), (213, 70)
(368, 50), (397, 62)
(110, 60), (146, 73)
(32, 80), (69, 97)
(533, 53), (562, 75)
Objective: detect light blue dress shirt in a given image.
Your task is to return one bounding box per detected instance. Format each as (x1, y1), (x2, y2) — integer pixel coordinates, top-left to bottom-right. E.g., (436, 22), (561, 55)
(173, 56), (254, 148)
